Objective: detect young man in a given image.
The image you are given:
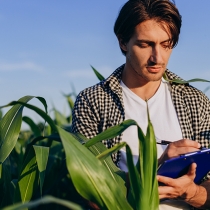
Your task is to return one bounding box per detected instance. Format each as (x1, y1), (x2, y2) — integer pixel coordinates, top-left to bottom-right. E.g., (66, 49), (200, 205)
(72, 0), (210, 209)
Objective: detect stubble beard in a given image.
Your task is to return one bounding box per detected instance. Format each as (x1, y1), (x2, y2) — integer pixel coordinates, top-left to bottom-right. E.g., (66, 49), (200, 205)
(130, 63), (165, 83)
(126, 54), (166, 83)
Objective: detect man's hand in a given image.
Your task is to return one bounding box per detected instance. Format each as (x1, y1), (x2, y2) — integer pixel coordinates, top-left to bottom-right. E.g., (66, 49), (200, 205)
(158, 139), (200, 165)
(158, 163), (197, 200)
(158, 163), (207, 208)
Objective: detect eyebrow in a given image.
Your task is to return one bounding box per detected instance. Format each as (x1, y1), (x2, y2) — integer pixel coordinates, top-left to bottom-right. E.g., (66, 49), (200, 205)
(136, 39), (171, 44)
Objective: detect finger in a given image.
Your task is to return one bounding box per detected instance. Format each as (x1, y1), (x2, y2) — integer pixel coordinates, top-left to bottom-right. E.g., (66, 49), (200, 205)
(158, 185), (174, 199)
(186, 163), (197, 179)
(172, 139), (200, 149)
(157, 175), (175, 187)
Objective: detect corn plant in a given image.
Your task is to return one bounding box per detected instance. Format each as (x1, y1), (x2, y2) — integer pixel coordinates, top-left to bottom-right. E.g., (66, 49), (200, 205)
(0, 67), (159, 210)
(0, 96), (82, 209)
(0, 92), (160, 210)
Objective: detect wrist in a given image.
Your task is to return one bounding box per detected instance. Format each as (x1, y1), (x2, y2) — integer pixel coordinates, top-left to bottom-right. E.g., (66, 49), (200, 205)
(184, 185), (207, 208)
(184, 184), (199, 202)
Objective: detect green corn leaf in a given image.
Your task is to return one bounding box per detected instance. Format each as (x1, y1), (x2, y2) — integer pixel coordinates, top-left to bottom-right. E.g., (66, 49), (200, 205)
(0, 163), (13, 208)
(63, 93), (75, 111)
(62, 83), (77, 101)
(14, 141), (25, 176)
(91, 65), (105, 81)
(53, 108), (68, 126)
(57, 126), (132, 210)
(89, 142), (127, 196)
(36, 97), (48, 113)
(41, 141), (65, 193)
(136, 108), (159, 210)
(45, 124), (52, 136)
(3, 100), (57, 133)
(33, 145), (49, 196)
(27, 136), (48, 148)
(0, 109), (3, 120)
(0, 163), (3, 180)
(85, 119), (137, 147)
(2, 195), (82, 210)
(70, 83), (77, 98)
(0, 163), (2, 180)
(25, 133), (61, 157)
(148, 121), (159, 209)
(126, 144), (141, 210)
(10, 179), (18, 202)
(63, 93), (75, 124)
(170, 78), (210, 84)
(22, 116), (42, 137)
(96, 142), (126, 161)
(163, 72), (210, 84)
(71, 133), (127, 196)
(135, 127), (146, 185)
(70, 132), (87, 144)
(14, 141), (24, 156)
(0, 96), (37, 164)
(14, 147), (39, 204)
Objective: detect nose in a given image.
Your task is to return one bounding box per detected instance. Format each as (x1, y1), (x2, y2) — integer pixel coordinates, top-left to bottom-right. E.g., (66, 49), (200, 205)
(150, 46), (163, 64)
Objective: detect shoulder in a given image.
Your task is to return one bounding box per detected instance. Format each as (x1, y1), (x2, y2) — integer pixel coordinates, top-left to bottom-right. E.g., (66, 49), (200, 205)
(184, 84), (207, 97)
(184, 85), (210, 109)
(76, 64), (124, 101)
(78, 82), (104, 98)
(73, 82), (105, 113)
(166, 69), (210, 106)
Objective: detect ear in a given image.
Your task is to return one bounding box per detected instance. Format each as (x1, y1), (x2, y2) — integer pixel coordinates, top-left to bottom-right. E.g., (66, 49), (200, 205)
(117, 36), (127, 52)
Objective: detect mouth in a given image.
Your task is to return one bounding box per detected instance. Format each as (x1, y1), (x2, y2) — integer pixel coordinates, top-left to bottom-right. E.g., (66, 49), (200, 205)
(146, 66), (163, 73)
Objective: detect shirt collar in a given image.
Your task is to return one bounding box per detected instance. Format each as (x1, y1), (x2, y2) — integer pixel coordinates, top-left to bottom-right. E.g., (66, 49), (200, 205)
(102, 65), (186, 93)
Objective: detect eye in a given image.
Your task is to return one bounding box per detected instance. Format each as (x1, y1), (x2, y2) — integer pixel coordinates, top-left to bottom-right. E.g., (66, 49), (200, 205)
(162, 45), (169, 49)
(161, 42), (172, 49)
(138, 42), (150, 48)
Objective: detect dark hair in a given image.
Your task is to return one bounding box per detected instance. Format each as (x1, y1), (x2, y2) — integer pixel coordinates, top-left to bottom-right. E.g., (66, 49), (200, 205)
(114, 0), (182, 55)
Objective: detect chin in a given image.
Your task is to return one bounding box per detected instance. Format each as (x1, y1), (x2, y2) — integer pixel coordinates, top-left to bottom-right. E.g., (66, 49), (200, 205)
(145, 73), (163, 82)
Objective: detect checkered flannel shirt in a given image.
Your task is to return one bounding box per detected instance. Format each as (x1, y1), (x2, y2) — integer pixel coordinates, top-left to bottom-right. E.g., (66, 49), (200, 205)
(72, 64), (210, 209)
(71, 64), (210, 165)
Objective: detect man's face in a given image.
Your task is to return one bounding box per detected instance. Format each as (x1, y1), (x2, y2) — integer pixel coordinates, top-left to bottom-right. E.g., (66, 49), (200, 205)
(121, 19), (173, 84)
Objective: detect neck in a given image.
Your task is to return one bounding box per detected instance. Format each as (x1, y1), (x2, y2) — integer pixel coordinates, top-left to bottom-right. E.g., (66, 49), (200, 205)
(122, 65), (162, 100)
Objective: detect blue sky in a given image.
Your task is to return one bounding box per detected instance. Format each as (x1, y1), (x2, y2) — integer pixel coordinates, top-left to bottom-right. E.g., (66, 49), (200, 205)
(0, 0), (210, 123)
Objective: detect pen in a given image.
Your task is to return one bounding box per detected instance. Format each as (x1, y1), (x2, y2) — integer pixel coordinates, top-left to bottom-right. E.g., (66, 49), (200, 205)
(155, 136), (171, 145)
(156, 137), (208, 150)
(156, 140), (171, 145)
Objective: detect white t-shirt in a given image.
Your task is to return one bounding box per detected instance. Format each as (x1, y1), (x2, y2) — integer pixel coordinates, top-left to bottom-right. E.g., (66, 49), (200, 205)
(119, 79), (190, 210)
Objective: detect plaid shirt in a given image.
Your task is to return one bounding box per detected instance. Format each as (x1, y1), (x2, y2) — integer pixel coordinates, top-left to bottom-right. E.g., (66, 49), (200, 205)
(72, 64), (210, 209)
(72, 64), (210, 163)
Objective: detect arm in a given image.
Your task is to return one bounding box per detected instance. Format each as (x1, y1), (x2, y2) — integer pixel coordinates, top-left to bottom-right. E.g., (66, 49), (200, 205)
(71, 91), (100, 139)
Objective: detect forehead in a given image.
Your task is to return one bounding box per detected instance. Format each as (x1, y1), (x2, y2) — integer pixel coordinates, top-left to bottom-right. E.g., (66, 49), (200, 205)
(133, 19), (171, 41)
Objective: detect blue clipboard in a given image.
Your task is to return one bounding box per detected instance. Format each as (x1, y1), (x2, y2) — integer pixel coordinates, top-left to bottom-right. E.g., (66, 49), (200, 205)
(157, 148), (210, 184)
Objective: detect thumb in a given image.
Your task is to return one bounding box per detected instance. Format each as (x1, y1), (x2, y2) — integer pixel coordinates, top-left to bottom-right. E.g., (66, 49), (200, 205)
(186, 163), (197, 180)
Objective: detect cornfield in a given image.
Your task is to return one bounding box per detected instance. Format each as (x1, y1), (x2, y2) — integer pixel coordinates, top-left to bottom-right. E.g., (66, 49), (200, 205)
(2, 67), (207, 210)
